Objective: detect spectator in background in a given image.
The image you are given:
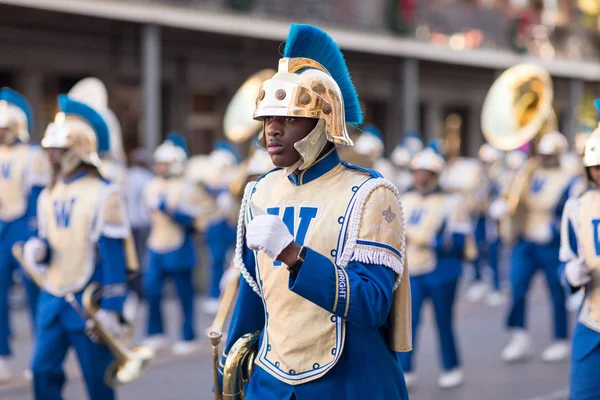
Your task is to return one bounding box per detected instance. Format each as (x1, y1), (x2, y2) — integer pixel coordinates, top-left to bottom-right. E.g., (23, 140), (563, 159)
(126, 148), (154, 276)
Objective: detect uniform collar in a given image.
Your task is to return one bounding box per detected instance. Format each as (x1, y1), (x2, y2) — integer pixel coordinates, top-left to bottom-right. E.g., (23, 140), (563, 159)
(412, 185), (442, 197)
(288, 148), (340, 186)
(61, 170), (88, 184)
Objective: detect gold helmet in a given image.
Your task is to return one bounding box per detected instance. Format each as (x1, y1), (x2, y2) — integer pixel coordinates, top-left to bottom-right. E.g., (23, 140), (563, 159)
(0, 88), (33, 144)
(42, 95), (109, 175)
(410, 148), (446, 175)
(253, 24), (362, 153)
(536, 131), (568, 155)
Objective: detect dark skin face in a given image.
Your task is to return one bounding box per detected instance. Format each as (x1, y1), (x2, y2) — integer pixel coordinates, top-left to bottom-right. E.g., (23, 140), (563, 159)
(540, 154), (560, 168)
(263, 116), (319, 168)
(47, 148), (88, 180)
(413, 169), (435, 192)
(47, 148), (65, 171)
(262, 116), (318, 265)
(590, 165), (600, 186)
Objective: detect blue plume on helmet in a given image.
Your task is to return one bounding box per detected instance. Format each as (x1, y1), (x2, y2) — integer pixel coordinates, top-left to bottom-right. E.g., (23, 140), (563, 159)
(594, 98), (600, 114)
(213, 140), (240, 163)
(166, 131), (189, 156)
(58, 95), (110, 153)
(283, 24), (362, 125)
(0, 87), (33, 132)
(427, 139), (446, 159)
(362, 124), (383, 141)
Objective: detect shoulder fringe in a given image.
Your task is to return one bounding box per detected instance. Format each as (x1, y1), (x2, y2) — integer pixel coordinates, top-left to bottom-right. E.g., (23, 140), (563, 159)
(338, 178), (406, 290)
(233, 181), (262, 296)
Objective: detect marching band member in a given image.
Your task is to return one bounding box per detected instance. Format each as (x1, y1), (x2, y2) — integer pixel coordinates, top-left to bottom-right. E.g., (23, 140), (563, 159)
(475, 143), (505, 306)
(142, 133), (200, 355)
(0, 88), (51, 381)
(560, 126), (600, 400)
(202, 142), (239, 314)
(66, 77), (139, 321)
(399, 147), (475, 389)
(390, 132), (424, 194)
(437, 117), (485, 302)
(221, 24), (411, 399)
(502, 131), (586, 363)
(25, 94), (128, 400)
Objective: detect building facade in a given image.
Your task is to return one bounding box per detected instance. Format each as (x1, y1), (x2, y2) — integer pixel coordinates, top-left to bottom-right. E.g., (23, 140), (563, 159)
(0, 0), (598, 157)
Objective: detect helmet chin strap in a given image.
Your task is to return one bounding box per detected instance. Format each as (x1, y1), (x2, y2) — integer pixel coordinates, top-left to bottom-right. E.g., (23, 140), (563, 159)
(284, 119), (328, 176)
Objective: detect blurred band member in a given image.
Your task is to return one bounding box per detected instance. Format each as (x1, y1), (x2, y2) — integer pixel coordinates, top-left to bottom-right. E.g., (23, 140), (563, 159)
(399, 147), (476, 389)
(0, 88), (50, 381)
(502, 132), (586, 363)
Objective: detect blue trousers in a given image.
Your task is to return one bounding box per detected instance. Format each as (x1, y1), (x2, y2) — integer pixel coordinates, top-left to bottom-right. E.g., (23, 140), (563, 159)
(31, 314), (114, 400)
(570, 342), (600, 399)
(0, 245), (39, 356)
(144, 266), (195, 341)
(399, 276), (461, 372)
(473, 216), (501, 290)
(506, 240), (567, 339)
(206, 221), (236, 299)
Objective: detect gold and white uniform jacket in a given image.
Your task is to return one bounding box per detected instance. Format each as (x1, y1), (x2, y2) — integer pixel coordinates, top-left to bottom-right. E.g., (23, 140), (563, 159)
(235, 149), (410, 385)
(521, 166), (585, 245)
(0, 142), (51, 222)
(402, 188), (474, 276)
(561, 189), (600, 333)
(37, 172), (130, 297)
(144, 176), (200, 253)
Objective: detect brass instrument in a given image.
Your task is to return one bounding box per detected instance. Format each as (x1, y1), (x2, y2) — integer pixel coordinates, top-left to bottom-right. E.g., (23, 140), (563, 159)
(12, 242), (154, 387)
(224, 69), (276, 144)
(83, 283), (154, 387)
(480, 64), (557, 243)
(207, 268), (260, 400)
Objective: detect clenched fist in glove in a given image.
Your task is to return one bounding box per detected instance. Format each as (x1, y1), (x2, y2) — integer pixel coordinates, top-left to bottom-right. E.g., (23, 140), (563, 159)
(565, 259), (591, 288)
(246, 201), (294, 261)
(23, 238), (48, 275)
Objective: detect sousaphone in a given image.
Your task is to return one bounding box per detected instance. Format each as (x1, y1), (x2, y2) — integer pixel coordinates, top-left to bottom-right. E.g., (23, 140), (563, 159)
(480, 64), (557, 242)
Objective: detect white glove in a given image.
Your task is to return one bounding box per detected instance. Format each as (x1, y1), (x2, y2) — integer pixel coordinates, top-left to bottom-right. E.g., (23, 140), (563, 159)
(23, 238), (48, 276)
(565, 259), (591, 287)
(488, 199), (508, 220)
(95, 309), (122, 339)
(24, 238), (47, 264)
(246, 201), (294, 261)
(217, 192), (235, 216)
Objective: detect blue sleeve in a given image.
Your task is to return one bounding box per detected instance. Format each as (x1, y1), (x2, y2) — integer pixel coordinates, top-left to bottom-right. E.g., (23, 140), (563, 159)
(158, 201), (195, 229)
(433, 220), (466, 257)
(220, 246), (264, 378)
(97, 236), (127, 313)
(560, 219), (582, 294)
(289, 247), (395, 329)
(26, 186), (44, 234)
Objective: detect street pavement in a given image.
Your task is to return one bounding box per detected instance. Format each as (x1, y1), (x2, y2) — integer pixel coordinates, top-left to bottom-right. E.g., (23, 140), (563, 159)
(1, 273), (574, 400)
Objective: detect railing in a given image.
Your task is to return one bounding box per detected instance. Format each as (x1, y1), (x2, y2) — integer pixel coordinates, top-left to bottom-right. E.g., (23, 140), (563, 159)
(124, 0), (600, 61)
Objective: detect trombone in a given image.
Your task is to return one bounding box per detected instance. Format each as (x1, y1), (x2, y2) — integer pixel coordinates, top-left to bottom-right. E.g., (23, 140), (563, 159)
(12, 242), (154, 387)
(480, 64), (557, 243)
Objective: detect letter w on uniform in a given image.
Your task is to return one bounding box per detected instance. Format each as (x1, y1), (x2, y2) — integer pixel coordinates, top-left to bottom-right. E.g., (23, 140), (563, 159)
(53, 199), (76, 228)
(266, 206), (318, 267)
(0, 162), (11, 179)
